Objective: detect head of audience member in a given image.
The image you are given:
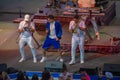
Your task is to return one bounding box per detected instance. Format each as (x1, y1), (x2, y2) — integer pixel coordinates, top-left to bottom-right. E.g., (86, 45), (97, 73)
(81, 74), (87, 80)
(80, 70), (91, 80)
(31, 74), (39, 80)
(48, 0), (54, 6)
(16, 71), (29, 80)
(0, 72), (2, 80)
(61, 62), (67, 74)
(72, 0), (77, 3)
(81, 70), (87, 75)
(71, 0), (78, 7)
(41, 70), (52, 80)
(62, 68), (68, 76)
(47, 15), (55, 23)
(105, 72), (113, 80)
(59, 63), (72, 80)
(60, 0), (67, 3)
(1, 71), (10, 80)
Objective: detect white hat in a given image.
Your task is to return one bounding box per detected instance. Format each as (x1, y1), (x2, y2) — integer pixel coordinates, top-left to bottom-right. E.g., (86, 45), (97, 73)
(105, 72), (113, 79)
(24, 14), (30, 21)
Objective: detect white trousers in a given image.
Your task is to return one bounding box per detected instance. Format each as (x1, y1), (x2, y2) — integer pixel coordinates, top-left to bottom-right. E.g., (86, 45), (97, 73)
(90, 17), (99, 35)
(19, 36), (36, 59)
(71, 35), (85, 62)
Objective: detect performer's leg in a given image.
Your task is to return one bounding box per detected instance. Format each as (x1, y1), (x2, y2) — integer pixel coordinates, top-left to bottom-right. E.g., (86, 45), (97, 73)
(56, 49), (63, 62)
(49, 38), (63, 62)
(79, 35), (85, 64)
(40, 49), (47, 63)
(90, 17), (100, 40)
(31, 48), (37, 63)
(19, 38), (26, 62)
(69, 36), (78, 65)
(43, 49), (47, 57)
(40, 38), (50, 63)
(27, 37), (37, 63)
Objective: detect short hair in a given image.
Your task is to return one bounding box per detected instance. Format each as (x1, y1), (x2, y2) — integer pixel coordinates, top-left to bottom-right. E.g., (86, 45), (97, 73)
(73, 15), (79, 19)
(41, 70), (51, 80)
(48, 15), (54, 19)
(31, 74), (39, 80)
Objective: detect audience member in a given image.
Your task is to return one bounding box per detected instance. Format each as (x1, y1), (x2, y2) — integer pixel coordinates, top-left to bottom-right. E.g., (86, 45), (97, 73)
(80, 70), (91, 80)
(31, 74), (39, 80)
(68, 0), (78, 7)
(1, 71), (10, 80)
(41, 70), (53, 80)
(59, 0), (68, 9)
(58, 66), (72, 80)
(105, 72), (113, 80)
(0, 72), (2, 80)
(16, 71), (29, 80)
(81, 75), (87, 80)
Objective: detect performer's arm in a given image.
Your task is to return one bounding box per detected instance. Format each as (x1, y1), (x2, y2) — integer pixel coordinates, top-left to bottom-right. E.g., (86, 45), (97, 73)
(45, 22), (50, 34)
(79, 20), (86, 31)
(45, 30), (49, 34)
(56, 21), (62, 40)
(69, 21), (76, 33)
(18, 21), (24, 33)
(69, 21), (73, 33)
(30, 22), (35, 33)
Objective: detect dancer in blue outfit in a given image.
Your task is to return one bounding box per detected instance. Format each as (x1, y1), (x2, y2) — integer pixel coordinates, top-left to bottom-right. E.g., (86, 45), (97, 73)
(40, 15), (63, 63)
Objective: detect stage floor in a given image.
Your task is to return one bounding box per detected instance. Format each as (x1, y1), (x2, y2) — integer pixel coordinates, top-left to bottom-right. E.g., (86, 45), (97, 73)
(0, 21), (120, 73)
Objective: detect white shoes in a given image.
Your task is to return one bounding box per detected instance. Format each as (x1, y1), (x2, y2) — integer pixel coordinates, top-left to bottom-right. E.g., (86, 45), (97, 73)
(19, 58), (25, 62)
(96, 35), (100, 40)
(80, 60), (84, 64)
(69, 60), (84, 64)
(19, 58), (37, 63)
(69, 60), (75, 65)
(56, 57), (64, 62)
(40, 57), (47, 63)
(60, 58), (64, 62)
(33, 58), (37, 63)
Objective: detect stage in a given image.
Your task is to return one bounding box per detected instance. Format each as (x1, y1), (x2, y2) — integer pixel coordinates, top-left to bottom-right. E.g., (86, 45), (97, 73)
(0, 22), (120, 74)
(0, 1), (120, 79)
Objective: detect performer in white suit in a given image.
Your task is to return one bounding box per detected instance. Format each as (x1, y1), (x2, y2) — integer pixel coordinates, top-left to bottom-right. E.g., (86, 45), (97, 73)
(18, 14), (37, 63)
(69, 15), (86, 65)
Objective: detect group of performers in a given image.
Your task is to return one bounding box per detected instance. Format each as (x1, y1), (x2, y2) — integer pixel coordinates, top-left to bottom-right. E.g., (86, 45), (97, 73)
(18, 0), (103, 65)
(47, 0), (101, 40)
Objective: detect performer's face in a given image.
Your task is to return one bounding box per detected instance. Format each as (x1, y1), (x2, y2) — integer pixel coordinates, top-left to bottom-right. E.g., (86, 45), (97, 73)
(47, 18), (54, 23)
(73, 18), (79, 23)
(25, 20), (30, 23)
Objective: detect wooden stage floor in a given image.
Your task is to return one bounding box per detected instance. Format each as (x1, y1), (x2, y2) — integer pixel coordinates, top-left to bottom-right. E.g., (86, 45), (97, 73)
(0, 22), (120, 73)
